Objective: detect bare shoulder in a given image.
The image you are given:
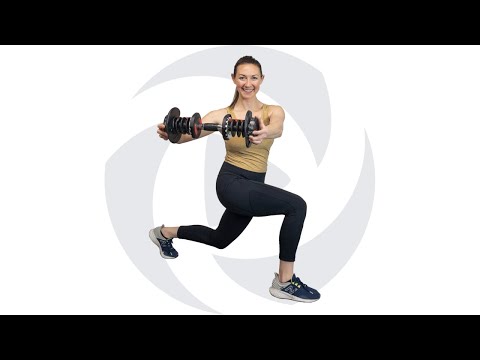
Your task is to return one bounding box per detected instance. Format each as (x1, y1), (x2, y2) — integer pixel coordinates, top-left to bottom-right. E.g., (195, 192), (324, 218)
(202, 108), (229, 125)
(268, 105), (285, 119)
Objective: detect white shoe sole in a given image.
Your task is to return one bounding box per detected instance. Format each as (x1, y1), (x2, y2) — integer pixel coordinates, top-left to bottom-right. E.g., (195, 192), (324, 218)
(269, 287), (320, 303)
(149, 229), (177, 260)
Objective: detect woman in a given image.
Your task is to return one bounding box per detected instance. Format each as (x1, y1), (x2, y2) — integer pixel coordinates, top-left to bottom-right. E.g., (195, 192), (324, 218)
(151, 56), (320, 303)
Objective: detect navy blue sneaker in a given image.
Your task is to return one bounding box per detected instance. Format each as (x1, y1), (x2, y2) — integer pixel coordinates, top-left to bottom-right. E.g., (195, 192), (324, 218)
(149, 225), (178, 259)
(269, 273), (320, 303)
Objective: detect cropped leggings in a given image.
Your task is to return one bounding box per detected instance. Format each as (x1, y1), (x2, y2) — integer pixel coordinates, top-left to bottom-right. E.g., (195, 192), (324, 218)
(177, 161), (307, 262)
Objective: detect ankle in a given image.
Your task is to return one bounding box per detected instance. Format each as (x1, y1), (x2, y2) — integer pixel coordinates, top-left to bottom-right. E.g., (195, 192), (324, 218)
(279, 260), (294, 283)
(279, 274), (292, 283)
(162, 227), (177, 239)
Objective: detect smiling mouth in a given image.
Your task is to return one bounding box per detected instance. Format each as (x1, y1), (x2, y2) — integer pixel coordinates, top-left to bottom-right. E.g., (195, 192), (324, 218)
(242, 87), (254, 93)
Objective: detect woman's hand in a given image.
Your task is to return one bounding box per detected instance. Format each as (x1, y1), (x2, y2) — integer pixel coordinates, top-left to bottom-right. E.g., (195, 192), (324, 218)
(249, 117), (268, 145)
(157, 123), (169, 141)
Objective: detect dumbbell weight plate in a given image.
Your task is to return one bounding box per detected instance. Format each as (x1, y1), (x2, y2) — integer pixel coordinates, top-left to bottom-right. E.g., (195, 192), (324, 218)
(181, 117), (189, 134)
(244, 111), (252, 147)
(191, 113), (202, 139)
(238, 120), (243, 138)
(164, 107), (182, 143)
(222, 114), (232, 140)
(251, 116), (259, 133)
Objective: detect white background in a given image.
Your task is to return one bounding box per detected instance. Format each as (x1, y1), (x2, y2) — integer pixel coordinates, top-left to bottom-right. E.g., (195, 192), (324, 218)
(1, 45), (479, 315)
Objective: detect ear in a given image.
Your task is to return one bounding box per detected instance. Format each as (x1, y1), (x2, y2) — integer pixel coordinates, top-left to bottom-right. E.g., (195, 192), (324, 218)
(231, 74), (235, 83)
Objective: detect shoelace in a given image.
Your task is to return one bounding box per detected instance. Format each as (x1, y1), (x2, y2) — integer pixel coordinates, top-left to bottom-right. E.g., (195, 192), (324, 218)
(160, 239), (174, 249)
(293, 276), (318, 295)
(291, 276), (309, 289)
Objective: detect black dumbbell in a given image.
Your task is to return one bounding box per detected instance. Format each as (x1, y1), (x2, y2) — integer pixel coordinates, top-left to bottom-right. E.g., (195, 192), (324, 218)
(163, 107), (202, 143)
(220, 111), (259, 148)
(199, 111), (259, 148)
(164, 108), (260, 148)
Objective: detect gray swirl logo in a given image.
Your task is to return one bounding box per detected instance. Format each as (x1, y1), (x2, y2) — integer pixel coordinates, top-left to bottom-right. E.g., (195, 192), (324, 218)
(105, 46), (375, 313)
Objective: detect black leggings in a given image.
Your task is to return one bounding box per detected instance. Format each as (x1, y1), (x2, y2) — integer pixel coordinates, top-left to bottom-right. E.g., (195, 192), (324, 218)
(177, 162), (307, 262)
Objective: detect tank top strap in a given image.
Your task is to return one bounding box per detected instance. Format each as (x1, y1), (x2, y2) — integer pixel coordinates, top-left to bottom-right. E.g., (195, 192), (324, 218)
(226, 106), (237, 119)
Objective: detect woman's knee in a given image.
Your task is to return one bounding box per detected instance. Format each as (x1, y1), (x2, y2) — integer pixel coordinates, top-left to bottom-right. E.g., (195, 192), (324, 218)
(210, 232), (236, 250)
(290, 195), (307, 217)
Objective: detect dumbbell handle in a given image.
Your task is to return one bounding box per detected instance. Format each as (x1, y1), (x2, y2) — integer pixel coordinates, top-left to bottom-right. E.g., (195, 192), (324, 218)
(202, 123), (222, 132)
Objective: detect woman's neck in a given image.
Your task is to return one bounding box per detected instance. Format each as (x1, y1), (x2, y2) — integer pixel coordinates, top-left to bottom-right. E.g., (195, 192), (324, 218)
(234, 98), (263, 112)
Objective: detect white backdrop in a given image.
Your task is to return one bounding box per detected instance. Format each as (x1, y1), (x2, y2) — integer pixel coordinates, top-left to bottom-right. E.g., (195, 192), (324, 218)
(0, 45), (479, 315)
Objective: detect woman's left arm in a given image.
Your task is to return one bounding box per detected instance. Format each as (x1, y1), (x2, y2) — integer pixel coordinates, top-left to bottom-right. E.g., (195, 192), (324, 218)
(250, 106), (285, 144)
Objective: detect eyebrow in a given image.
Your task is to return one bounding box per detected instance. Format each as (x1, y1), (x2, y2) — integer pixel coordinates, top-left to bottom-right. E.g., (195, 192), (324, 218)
(239, 74), (260, 77)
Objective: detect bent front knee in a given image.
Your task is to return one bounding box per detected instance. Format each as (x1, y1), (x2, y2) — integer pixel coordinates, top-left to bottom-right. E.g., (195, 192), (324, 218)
(210, 236), (236, 250)
(291, 195), (307, 217)
(214, 242), (230, 250)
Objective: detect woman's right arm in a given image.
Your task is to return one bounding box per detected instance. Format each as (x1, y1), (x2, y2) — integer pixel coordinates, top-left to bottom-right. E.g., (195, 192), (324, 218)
(157, 109), (225, 144)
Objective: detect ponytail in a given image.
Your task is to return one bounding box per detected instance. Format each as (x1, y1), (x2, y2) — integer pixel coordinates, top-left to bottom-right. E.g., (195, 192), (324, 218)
(229, 90), (239, 109)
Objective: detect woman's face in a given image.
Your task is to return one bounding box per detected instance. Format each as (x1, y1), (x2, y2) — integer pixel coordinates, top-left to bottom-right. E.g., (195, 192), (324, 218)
(232, 64), (264, 100)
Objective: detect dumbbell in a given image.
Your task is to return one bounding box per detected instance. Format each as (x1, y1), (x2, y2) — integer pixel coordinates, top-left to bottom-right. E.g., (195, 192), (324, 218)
(164, 107), (260, 148)
(163, 107), (202, 144)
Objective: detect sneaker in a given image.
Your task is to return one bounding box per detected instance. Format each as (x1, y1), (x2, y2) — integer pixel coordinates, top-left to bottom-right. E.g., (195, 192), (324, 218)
(269, 273), (320, 303)
(149, 225), (178, 259)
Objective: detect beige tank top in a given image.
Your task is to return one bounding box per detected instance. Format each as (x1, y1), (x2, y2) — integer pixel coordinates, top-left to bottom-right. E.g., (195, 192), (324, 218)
(224, 104), (274, 173)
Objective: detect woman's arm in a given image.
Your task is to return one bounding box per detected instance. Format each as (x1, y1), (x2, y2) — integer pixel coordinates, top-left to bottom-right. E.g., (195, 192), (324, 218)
(250, 105), (285, 144)
(266, 105), (285, 139)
